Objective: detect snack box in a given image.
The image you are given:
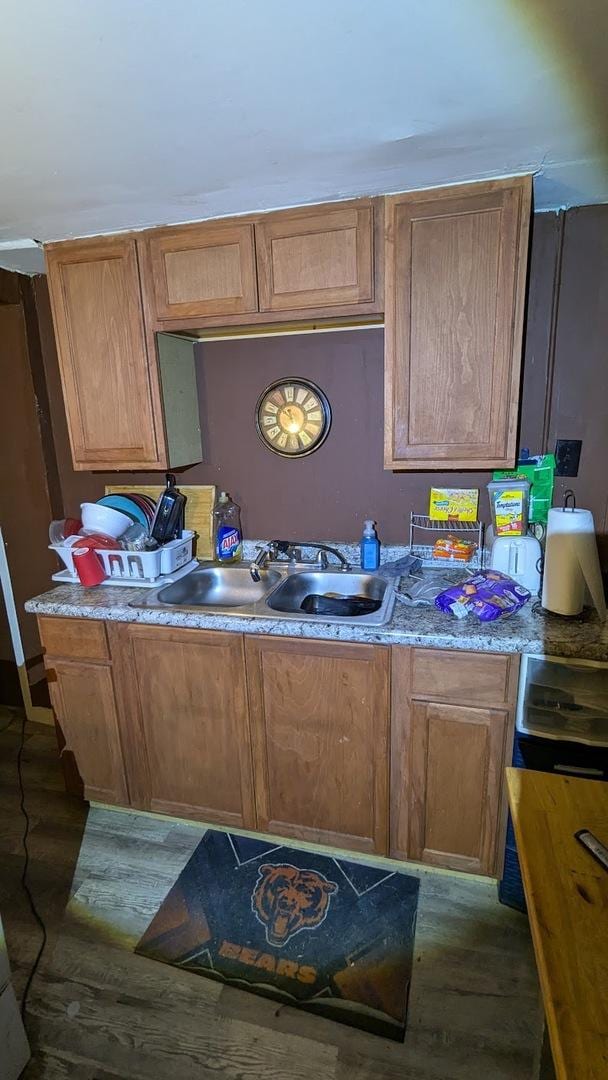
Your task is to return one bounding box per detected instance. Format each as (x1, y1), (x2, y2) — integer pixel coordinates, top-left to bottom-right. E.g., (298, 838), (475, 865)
(428, 488), (479, 522)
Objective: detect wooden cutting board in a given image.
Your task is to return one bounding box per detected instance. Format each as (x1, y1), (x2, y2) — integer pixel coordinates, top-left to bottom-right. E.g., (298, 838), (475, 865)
(105, 484), (216, 560)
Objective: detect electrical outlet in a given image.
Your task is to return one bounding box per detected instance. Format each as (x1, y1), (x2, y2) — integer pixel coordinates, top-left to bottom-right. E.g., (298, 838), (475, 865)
(555, 439), (582, 477)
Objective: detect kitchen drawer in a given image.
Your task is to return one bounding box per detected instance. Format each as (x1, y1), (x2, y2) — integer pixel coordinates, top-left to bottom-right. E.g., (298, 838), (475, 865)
(38, 616), (109, 662)
(411, 648), (513, 705)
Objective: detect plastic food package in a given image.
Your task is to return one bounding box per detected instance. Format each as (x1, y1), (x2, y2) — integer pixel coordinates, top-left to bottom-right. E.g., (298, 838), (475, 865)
(487, 480), (530, 536)
(432, 534), (477, 561)
(435, 569), (531, 622)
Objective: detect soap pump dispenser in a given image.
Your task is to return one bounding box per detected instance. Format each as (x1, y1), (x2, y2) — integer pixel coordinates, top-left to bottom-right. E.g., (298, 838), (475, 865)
(360, 519), (380, 571)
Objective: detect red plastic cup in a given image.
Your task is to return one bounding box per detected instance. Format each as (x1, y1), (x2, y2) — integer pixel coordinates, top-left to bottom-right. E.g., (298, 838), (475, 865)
(73, 546), (106, 587)
(64, 517), (82, 537)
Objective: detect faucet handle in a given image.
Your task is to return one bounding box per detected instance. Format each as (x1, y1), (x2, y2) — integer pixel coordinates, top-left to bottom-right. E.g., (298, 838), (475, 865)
(316, 549), (329, 568)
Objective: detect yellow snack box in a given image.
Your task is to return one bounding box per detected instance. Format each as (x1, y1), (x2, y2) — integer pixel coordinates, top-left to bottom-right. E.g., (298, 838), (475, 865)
(429, 488), (479, 522)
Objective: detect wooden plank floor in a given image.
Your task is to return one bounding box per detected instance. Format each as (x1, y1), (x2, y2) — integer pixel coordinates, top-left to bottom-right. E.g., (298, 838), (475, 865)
(0, 710), (544, 1079)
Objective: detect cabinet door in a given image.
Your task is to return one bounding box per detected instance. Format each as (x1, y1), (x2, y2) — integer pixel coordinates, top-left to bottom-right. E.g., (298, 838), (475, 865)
(45, 236), (163, 470)
(405, 700), (507, 875)
(45, 658), (128, 805)
(141, 221), (258, 321)
(384, 176), (531, 469)
(112, 625), (255, 828)
(245, 636), (389, 854)
(256, 202), (378, 313)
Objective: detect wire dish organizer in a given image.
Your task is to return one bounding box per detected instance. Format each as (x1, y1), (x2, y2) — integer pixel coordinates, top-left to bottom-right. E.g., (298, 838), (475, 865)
(408, 514), (484, 569)
(50, 531), (197, 587)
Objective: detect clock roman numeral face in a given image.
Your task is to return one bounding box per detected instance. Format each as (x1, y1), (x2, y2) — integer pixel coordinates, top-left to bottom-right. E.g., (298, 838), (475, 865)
(256, 380), (331, 457)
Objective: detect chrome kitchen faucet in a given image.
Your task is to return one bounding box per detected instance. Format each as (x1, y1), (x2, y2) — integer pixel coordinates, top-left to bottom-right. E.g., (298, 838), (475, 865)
(250, 540), (351, 581)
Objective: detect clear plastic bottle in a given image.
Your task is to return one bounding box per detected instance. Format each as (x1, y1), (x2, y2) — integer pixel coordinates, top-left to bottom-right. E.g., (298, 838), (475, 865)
(360, 519), (380, 571)
(214, 492), (243, 562)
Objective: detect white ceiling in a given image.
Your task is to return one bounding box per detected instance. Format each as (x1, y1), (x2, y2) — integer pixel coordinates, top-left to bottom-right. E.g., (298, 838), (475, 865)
(1, 0), (607, 273)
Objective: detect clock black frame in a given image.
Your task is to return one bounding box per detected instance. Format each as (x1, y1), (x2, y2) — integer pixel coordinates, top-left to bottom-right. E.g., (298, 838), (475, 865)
(254, 377), (332, 458)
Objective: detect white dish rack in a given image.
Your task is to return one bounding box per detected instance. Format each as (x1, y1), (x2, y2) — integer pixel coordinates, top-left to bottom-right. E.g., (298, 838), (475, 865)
(50, 530), (197, 587)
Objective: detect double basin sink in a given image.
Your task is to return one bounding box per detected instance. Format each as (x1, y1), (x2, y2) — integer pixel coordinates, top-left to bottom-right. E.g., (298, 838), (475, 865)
(134, 563), (396, 626)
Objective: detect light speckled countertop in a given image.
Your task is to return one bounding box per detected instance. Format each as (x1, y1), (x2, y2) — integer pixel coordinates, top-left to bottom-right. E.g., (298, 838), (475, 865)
(25, 549), (608, 660)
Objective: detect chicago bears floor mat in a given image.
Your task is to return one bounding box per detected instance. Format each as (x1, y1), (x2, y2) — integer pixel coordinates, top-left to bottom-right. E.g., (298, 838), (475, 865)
(135, 830), (420, 1040)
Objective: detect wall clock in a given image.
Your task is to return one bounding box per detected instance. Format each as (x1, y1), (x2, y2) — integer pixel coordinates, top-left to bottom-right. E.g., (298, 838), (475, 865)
(255, 378), (331, 457)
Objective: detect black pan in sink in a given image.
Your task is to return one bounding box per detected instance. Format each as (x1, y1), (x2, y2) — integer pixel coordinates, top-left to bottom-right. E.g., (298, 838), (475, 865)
(300, 593), (382, 617)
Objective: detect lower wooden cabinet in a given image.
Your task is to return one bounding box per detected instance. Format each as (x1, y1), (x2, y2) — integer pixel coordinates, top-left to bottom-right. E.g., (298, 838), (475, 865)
(39, 616), (517, 878)
(110, 624), (255, 829)
(406, 700), (508, 875)
(44, 656), (128, 806)
(245, 636), (389, 855)
(391, 646), (517, 876)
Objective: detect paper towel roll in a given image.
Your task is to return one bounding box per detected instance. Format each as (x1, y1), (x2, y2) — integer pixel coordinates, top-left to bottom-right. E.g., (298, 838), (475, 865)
(542, 507), (607, 620)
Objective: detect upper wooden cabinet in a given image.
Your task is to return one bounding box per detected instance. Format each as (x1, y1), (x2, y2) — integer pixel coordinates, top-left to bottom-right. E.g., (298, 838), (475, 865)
(255, 202), (378, 313)
(245, 635), (389, 855)
(139, 220), (258, 321)
(44, 178), (530, 474)
(384, 176), (531, 470)
(45, 236), (162, 470)
(140, 199), (382, 325)
(45, 237), (202, 471)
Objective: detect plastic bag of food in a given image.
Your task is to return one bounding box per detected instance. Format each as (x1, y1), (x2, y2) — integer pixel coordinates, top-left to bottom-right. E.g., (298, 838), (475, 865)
(432, 534), (477, 561)
(435, 569), (531, 622)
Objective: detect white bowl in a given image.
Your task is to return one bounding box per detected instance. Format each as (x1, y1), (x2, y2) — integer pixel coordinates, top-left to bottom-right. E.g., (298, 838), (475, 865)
(80, 502), (131, 539)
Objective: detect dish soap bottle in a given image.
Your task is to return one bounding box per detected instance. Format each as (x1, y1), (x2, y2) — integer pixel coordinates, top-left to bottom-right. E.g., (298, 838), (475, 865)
(214, 492), (243, 562)
(360, 519), (380, 571)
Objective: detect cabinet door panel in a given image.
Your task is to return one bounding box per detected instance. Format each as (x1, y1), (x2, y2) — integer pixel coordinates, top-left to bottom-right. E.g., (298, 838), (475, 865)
(385, 176), (531, 469)
(246, 637), (389, 854)
(46, 659), (127, 805)
(116, 626), (254, 828)
(256, 203), (376, 312)
(142, 222), (258, 320)
(45, 237), (161, 469)
(408, 701), (507, 875)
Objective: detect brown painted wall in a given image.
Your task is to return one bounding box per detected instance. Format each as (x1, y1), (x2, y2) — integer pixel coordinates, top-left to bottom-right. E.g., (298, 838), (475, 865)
(546, 205), (608, 562)
(34, 207), (608, 557)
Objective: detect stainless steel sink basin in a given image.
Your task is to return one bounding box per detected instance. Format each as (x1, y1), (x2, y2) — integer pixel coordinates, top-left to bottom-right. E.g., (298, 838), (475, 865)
(155, 565), (281, 607)
(132, 563), (395, 626)
(266, 571), (394, 624)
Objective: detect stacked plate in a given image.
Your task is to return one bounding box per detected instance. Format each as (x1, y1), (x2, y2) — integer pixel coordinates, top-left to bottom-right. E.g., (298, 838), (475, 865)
(96, 492), (157, 530)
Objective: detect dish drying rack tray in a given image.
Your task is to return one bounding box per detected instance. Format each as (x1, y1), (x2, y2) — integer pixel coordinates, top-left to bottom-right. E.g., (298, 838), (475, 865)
(409, 514), (484, 569)
(50, 530), (197, 587)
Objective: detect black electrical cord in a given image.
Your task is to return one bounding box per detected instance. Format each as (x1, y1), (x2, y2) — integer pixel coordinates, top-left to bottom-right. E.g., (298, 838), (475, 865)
(16, 709), (48, 1021)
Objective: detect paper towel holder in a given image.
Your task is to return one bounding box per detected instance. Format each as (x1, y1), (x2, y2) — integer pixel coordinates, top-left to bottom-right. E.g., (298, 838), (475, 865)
(540, 495), (607, 622)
